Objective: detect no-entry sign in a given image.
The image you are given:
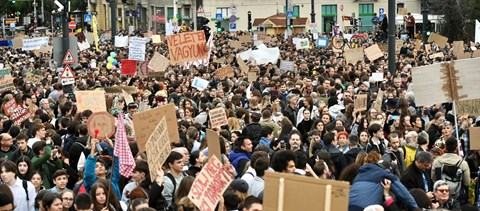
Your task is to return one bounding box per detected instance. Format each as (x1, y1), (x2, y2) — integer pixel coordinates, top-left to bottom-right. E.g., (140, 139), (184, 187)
(68, 21), (76, 30)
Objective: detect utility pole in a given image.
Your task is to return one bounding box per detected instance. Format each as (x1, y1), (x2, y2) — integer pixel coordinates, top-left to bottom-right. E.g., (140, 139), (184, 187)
(421, 0), (429, 44)
(111, 0), (117, 43)
(387, 0), (396, 75)
(310, 0), (315, 24)
(62, 0), (69, 67)
(285, 0), (289, 36)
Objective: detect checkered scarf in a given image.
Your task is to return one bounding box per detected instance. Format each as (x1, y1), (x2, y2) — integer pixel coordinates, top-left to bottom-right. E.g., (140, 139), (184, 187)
(114, 113), (136, 177)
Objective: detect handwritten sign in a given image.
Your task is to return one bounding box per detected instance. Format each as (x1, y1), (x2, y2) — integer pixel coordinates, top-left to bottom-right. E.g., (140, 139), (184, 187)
(26, 69), (44, 84)
(345, 48), (364, 64)
(209, 107), (228, 128)
(354, 94), (368, 111)
(148, 52), (170, 72)
(0, 69), (15, 93)
(188, 155), (233, 211)
(192, 77), (209, 91)
(214, 65), (235, 80)
(167, 31), (208, 64)
(146, 117), (172, 182)
(428, 33), (448, 48)
(75, 90), (107, 113)
(364, 44), (384, 62)
(133, 104), (179, 152)
(280, 60), (294, 71)
(263, 172), (350, 211)
(248, 71), (257, 82)
(128, 37), (148, 61)
(237, 57), (249, 73)
(86, 112), (115, 139)
(456, 98), (480, 116)
(121, 59), (138, 75)
(114, 36), (129, 47)
(22, 37), (49, 51)
(3, 99), (30, 124)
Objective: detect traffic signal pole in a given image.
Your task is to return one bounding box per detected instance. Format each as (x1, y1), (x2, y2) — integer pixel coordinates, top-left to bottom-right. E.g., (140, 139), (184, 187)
(421, 0), (429, 44)
(387, 0), (396, 76)
(111, 0), (117, 44)
(62, 0), (69, 67)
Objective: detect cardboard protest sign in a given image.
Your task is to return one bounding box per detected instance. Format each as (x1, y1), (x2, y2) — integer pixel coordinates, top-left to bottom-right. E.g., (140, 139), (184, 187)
(452, 41), (464, 56)
(248, 71), (257, 82)
(214, 65), (235, 80)
(122, 89), (134, 105)
(398, 8), (408, 15)
(151, 35), (162, 44)
(415, 39), (422, 51)
(86, 112), (115, 139)
(239, 35), (252, 43)
(429, 52), (444, 59)
(2, 99), (16, 116)
(230, 41), (242, 49)
(188, 155), (234, 211)
(395, 40), (404, 54)
(377, 43), (388, 53)
(148, 52), (170, 72)
(133, 104), (179, 152)
(364, 44), (384, 62)
(206, 129), (221, 160)
(372, 89), (384, 112)
(345, 48), (364, 64)
(12, 38), (23, 49)
(75, 90), (107, 113)
(167, 31), (208, 64)
(354, 94), (368, 111)
(128, 37), (148, 61)
(145, 117), (172, 182)
(469, 127), (480, 150)
(0, 69), (15, 92)
(456, 98), (480, 116)
(103, 86), (137, 94)
(237, 57), (249, 73)
(121, 59), (138, 75)
(292, 38), (310, 50)
(263, 172), (350, 211)
(279, 60), (294, 71)
(192, 77), (209, 91)
(2, 99), (30, 124)
(209, 107), (228, 128)
(26, 69), (44, 84)
(428, 33), (448, 48)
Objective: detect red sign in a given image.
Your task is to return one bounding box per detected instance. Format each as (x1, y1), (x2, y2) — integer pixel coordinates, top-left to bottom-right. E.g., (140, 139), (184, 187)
(60, 65), (75, 78)
(2, 99), (30, 125)
(153, 15), (165, 23)
(69, 21), (76, 30)
(121, 59), (138, 75)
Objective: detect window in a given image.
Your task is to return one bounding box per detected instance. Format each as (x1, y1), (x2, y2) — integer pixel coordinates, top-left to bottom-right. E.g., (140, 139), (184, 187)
(321, 5), (337, 17)
(321, 5), (337, 33)
(216, 7), (231, 20)
(358, 3), (374, 32)
(167, 7), (174, 19)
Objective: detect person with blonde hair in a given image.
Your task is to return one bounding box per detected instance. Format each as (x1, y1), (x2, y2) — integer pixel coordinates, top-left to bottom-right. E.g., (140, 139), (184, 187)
(228, 117), (243, 132)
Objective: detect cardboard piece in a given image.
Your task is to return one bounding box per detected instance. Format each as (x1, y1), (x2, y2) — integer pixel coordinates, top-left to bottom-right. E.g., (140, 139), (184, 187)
(12, 38), (23, 49)
(279, 60), (294, 71)
(395, 40), (404, 54)
(263, 172), (350, 211)
(121, 59), (138, 75)
(377, 43), (388, 53)
(354, 94), (368, 111)
(133, 104), (180, 152)
(86, 111), (116, 139)
(428, 33), (448, 48)
(429, 52), (444, 59)
(206, 129), (221, 160)
(239, 35), (252, 43)
(188, 155), (234, 211)
(3, 99), (30, 125)
(26, 69), (44, 84)
(372, 89), (384, 112)
(456, 98), (480, 116)
(452, 41), (464, 57)
(364, 44), (384, 62)
(148, 52), (170, 72)
(398, 8), (408, 15)
(237, 57), (249, 73)
(415, 39), (422, 51)
(425, 44), (432, 54)
(151, 35), (162, 44)
(345, 48), (364, 64)
(145, 117), (172, 182)
(474, 51), (480, 58)
(122, 89), (134, 105)
(469, 127), (480, 150)
(167, 31), (208, 64)
(230, 41), (242, 49)
(248, 71), (257, 82)
(208, 107), (228, 128)
(103, 86), (137, 94)
(75, 90), (107, 113)
(214, 65), (235, 80)
(0, 73), (15, 93)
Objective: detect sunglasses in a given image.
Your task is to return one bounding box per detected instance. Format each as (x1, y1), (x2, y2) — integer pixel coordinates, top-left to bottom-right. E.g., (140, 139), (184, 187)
(436, 189), (449, 193)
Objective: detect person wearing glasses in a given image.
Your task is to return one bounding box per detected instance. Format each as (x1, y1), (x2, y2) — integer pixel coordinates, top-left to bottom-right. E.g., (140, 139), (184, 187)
(432, 180), (461, 210)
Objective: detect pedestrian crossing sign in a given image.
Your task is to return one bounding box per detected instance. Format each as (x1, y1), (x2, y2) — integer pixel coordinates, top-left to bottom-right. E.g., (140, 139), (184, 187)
(84, 14), (92, 23)
(60, 65), (75, 79)
(62, 49), (76, 64)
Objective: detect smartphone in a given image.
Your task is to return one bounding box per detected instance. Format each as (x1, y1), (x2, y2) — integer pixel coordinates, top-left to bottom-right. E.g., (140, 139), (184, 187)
(391, 115), (399, 120)
(280, 141), (286, 150)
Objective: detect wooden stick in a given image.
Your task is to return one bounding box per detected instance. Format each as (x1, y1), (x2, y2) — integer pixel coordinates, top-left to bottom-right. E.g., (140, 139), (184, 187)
(324, 184), (332, 211)
(277, 178), (285, 211)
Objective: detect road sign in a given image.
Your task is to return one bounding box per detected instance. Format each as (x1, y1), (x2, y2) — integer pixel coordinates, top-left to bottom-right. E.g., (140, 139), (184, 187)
(84, 14), (92, 22)
(9, 23), (15, 29)
(286, 11), (293, 19)
(60, 65), (75, 78)
(230, 3), (237, 13)
(379, 8), (384, 15)
(229, 23), (237, 31)
(56, 17), (61, 23)
(230, 15), (237, 23)
(216, 13), (223, 21)
(61, 78), (75, 85)
(62, 49), (76, 64)
(68, 21), (76, 30)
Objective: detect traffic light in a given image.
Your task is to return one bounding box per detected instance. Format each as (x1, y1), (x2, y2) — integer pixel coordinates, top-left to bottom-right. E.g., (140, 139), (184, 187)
(426, 20), (432, 36)
(248, 11), (252, 32)
(215, 21), (223, 32)
(197, 17), (211, 39)
(353, 19), (358, 26)
(289, 18), (294, 29)
(12, 0), (16, 3)
(350, 17), (353, 25)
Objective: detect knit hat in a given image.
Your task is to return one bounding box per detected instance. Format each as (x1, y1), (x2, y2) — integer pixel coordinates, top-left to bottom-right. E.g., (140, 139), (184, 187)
(360, 81), (370, 89)
(229, 179), (249, 193)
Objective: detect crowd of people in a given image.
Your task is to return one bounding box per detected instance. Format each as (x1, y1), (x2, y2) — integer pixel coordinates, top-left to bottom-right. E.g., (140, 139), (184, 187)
(0, 25), (480, 211)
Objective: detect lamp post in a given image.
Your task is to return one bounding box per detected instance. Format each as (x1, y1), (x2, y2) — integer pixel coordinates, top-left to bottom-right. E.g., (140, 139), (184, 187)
(387, 0), (396, 75)
(421, 0), (429, 44)
(310, 0), (315, 24)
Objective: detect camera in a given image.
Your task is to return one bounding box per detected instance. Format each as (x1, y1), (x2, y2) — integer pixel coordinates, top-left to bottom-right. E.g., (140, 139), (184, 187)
(280, 140), (286, 150)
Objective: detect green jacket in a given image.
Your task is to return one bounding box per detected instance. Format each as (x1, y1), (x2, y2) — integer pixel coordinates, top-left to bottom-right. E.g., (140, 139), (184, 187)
(31, 145), (63, 189)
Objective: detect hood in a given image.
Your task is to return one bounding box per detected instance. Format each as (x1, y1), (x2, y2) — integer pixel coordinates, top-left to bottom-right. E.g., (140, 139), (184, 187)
(353, 163), (397, 184)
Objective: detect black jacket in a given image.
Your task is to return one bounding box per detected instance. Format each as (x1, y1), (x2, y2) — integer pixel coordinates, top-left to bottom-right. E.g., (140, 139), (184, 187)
(400, 162), (433, 192)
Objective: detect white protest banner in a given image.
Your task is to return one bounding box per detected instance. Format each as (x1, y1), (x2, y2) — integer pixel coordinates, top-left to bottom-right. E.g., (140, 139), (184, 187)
(280, 60), (294, 71)
(209, 107), (228, 128)
(22, 37), (49, 51)
(188, 155), (234, 211)
(128, 37), (148, 61)
(370, 72), (384, 82)
(115, 36), (129, 47)
(192, 77), (209, 91)
(292, 38), (310, 50)
(146, 117), (171, 182)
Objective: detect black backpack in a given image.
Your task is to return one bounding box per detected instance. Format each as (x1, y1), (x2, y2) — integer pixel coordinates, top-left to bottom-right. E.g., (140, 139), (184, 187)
(435, 159), (465, 200)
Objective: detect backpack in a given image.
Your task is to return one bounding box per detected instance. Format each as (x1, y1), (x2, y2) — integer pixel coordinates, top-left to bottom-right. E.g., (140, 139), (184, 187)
(165, 172), (187, 211)
(435, 159), (464, 200)
(22, 179), (29, 201)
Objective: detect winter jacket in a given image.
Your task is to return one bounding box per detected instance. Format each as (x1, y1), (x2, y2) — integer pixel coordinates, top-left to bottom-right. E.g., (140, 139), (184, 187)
(349, 163), (418, 211)
(229, 149), (251, 176)
(31, 145), (63, 189)
(242, 123), (262, 147)
(83, 148), (121, 198)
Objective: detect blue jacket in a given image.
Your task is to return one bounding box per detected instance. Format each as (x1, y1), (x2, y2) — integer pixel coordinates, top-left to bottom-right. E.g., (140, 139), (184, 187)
(84, 148), (121, 198)
(349, 163), (418, 211)
(229, 149), (251, 174)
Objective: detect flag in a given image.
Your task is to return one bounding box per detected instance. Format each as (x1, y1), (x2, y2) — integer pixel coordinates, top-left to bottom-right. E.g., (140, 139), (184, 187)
(114, 113), (136, 177)
(476, 20), (480, 45)
(92, 16), (99, 51)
